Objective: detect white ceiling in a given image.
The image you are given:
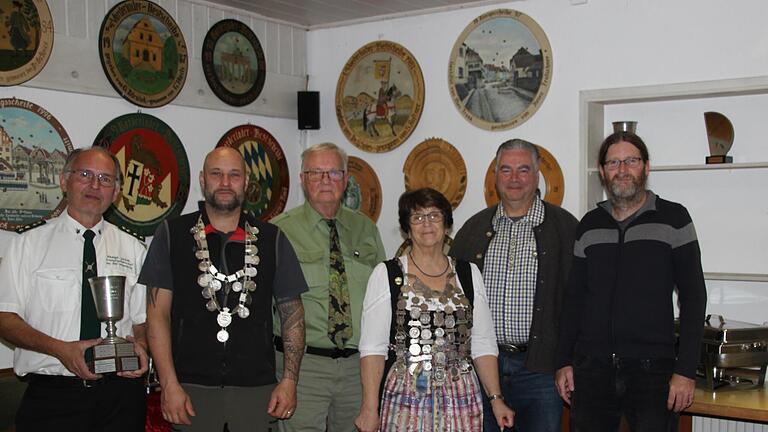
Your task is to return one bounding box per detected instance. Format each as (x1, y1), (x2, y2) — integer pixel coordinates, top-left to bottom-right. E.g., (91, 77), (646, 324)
(204, 0), (514, 28)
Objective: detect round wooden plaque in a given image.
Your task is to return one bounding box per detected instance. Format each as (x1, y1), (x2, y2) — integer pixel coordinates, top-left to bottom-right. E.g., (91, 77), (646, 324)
(404, 138), (467, 210)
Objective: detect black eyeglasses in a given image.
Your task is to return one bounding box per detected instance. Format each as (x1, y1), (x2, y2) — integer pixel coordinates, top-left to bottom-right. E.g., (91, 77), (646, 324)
(66, 169), (117, 187)
(603, 157), (643, 171)
(303, 169), (345, 182)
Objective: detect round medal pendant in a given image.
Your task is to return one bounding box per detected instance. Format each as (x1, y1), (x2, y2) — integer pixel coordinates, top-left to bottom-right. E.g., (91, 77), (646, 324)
(232, 281), (243, 292)
(209, 279), (222, 291)
(252, 256), (260, 265)
(206, 300), (218, 312)
(217, 310), (233, 328)
(217, 329), (229, 342)
(409, 344), (421, 356)
(197, 273), (211, 287)
(201, 288), (212, 299)
(445, 315), (456, 328)
(408, 327), (421, 339)
(195, 250), (206, 259)
(409, 308), (421, 319)
(423, 361), (433, 371)
(421, 328), (432, 340)
(237, 306), (250, 319)
(422, 344), (432, 354)
(198, 261), (210, 272)
(246, 267), (257, 277)
(419, 313), (431, 325)
(244, 280), (257, 291)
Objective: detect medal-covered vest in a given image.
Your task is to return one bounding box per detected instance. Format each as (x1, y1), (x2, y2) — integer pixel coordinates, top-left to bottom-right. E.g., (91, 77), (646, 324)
(382, 258), (475, 391)
(166, 210), (277, 386)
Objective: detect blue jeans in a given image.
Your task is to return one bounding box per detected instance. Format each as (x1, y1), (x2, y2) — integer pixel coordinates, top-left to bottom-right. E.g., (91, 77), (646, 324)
(569, 354), (679, 432)
(483, 351), (562, 432)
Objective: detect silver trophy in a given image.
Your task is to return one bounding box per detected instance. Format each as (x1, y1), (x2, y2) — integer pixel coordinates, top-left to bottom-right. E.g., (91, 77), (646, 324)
(87, 276), (140, 373)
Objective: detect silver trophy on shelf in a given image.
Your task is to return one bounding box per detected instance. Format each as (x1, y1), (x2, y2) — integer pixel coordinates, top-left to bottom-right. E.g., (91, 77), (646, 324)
(87, 275), (140, 373)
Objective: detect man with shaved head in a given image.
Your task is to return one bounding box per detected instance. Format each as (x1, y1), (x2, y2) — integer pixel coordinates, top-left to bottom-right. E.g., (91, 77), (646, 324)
(141, 147), (308, 431)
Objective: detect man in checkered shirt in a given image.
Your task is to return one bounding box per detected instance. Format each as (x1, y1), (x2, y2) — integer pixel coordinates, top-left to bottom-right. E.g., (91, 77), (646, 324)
(450, 139), (578, 432)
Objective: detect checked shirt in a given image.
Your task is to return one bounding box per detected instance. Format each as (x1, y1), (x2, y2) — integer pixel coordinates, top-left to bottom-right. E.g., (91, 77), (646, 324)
(483, 197), (544, 345)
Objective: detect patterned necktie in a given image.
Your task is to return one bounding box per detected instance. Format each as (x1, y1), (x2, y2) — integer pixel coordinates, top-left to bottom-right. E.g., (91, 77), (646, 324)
(80, 229), (100, 340)
(326, 219), (352, 348)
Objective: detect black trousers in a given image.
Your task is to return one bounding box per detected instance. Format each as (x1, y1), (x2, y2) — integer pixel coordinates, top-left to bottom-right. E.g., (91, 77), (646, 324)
(16, 374), (146, 432)
(570, 355), (679, 432)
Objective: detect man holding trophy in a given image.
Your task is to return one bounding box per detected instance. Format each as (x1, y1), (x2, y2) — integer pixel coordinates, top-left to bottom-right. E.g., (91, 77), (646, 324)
(0, 147), (149, 431)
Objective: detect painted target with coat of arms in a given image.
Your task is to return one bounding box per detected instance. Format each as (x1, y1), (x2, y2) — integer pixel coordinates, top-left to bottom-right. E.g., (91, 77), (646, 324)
(94, 113), (190, 237)
(216, 124), (289, 221)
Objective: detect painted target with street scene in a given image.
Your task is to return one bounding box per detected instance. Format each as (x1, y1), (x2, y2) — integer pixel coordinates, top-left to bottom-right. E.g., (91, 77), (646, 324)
(449, 9), (552, 130)
(0, 0), (54, 86)
(0, 97), (72, 231)
(94, 113), (190, 237)
(98, 0), (188, 108)
(216, 124), (289, 221)
(202, 19), (266, 107)
(336, 40), (424, 153)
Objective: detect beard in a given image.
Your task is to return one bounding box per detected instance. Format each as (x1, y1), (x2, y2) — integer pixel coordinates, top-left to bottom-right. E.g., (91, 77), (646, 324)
(204, 186), (244, 212)
(604, 169), (647, 205)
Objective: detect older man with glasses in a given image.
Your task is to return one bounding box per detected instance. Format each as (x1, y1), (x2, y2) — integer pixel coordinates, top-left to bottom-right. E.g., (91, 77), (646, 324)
(272, 142), (385, 432)
(0, 146), (149, 431)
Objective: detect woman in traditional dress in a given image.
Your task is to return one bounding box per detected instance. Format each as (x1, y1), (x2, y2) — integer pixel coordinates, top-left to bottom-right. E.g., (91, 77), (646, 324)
(355, 188), (514, 431)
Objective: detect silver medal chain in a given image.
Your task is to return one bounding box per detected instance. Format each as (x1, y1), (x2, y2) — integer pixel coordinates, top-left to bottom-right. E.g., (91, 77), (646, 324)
(191, 216), (260, 343)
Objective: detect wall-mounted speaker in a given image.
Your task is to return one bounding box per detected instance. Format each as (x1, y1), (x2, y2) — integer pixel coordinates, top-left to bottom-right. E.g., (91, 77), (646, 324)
(298, 91), (320, 130)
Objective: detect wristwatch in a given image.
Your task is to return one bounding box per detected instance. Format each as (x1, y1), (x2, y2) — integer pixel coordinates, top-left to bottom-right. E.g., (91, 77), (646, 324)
(488, 394), (504, 402)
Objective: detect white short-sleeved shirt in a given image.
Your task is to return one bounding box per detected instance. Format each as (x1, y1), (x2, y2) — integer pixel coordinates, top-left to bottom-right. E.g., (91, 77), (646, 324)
(0, 211), (147, 376)
(359, 256), (499, 360)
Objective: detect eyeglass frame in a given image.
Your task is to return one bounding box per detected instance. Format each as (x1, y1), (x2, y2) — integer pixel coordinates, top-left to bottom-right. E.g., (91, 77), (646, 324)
(65, 169), (118, 187)
(409, 211), (444, 225)
(602, 156), (644, 171)
(302, 169), (346, 182)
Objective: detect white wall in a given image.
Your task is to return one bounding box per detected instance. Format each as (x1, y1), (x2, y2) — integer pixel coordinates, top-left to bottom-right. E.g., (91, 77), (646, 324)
(305, 0), (768, 254)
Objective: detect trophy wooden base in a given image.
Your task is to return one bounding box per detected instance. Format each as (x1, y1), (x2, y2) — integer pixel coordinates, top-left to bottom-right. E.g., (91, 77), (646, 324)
(87, 341), (140, 373)
(706, 155), (733, 164)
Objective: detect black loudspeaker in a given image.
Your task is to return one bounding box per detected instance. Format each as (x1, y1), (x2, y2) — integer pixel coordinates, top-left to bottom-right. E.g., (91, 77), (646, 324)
(298, 91), (320, 130)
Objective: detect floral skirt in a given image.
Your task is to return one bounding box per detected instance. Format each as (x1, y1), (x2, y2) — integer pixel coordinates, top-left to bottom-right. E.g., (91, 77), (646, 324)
(379, 366), (483, 432)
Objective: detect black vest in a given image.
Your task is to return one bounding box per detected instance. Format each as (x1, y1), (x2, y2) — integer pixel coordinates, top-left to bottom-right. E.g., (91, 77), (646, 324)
(167, 209), (278, 386)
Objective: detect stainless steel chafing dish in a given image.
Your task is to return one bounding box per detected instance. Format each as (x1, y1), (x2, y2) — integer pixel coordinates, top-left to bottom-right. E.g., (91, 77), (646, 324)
(679, 314), (768, 390)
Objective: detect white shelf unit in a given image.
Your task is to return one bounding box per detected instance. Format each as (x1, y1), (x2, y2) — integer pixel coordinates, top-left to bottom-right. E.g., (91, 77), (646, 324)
(579, 76), (768, 283)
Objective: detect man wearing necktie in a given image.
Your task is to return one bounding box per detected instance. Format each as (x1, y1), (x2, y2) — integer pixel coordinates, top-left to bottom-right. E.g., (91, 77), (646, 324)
(0, 147), (149, 431)
(273, 142), (385, 432)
